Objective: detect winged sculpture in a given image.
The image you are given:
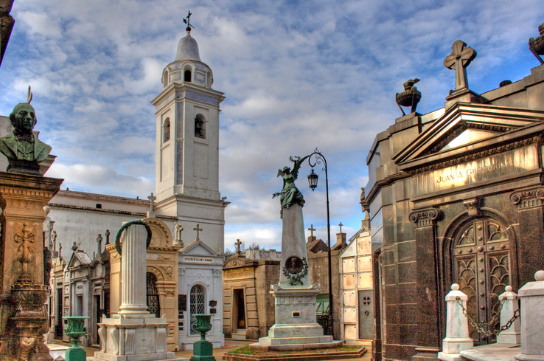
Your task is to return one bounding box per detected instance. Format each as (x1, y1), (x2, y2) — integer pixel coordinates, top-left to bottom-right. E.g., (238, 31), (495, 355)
(273, 155), (309, 213)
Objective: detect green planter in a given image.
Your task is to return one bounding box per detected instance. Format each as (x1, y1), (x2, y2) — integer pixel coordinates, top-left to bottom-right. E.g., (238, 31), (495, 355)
(63, 316), (89, 361)
(191, 314), (215, 361)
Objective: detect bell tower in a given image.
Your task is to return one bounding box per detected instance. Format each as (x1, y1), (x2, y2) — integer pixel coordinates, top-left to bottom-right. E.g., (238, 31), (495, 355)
(151, 17), (227, 253)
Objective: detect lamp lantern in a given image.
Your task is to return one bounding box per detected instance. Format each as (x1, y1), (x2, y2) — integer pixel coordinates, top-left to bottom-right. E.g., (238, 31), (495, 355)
(308, 169), (318, 191)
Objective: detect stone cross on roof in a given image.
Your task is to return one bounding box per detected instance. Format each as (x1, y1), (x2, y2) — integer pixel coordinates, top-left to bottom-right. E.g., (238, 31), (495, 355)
(235, 239), (242, 255)
(105, 229), (110, 244)
(193, 224), (203, 241)
(338, 222), (344, 233)
(147, 193), (156, 217)
(308, 224), (316, 238)
(443, 40), (477, 91)
(51, 230), (57, 251)
(175, 223), (184, 247)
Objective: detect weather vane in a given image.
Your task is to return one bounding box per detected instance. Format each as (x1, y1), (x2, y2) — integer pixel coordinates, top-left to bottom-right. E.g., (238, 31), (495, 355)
(183, 11), (195, 32)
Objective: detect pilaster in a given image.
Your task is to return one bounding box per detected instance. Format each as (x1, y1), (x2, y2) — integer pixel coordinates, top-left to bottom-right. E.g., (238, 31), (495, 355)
(510, 187), (544, 286)
(410, 207), (442, 361)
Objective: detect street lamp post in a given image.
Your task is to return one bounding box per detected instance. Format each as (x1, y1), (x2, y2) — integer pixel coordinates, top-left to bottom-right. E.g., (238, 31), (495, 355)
(305, 148), (334, 337)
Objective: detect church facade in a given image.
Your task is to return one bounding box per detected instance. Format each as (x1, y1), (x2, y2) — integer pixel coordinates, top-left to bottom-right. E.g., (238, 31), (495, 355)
(0, 22), (231, 351)
(362, 39), (544, 361)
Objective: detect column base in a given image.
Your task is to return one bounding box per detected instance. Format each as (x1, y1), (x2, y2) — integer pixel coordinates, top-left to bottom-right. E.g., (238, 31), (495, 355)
(92, 314), (184, 361)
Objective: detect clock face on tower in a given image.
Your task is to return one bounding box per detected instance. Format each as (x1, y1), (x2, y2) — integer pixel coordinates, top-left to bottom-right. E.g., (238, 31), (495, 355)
(285, 256), (304, 274)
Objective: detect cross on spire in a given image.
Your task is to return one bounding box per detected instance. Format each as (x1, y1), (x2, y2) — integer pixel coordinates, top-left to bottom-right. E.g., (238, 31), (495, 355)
(338, 222), (344, 233)
(235, 239), (242, 255)
(183, 11), (195, 32)
(193, 224), (203, 241)
(443, 40), (477, 91)
(308, 224), (316, 238)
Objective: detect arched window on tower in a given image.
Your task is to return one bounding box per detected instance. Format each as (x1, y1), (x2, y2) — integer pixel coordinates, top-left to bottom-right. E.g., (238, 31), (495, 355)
(190, 284), (206, 334)
(184, 70), (192, 82)
(195, 114), (206, 139)
(163, 118), (170, 143)
(146, 273), (161, 318)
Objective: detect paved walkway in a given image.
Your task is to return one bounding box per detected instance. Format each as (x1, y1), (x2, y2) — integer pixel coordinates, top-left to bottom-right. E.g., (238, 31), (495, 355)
(50, 339), (371, 360)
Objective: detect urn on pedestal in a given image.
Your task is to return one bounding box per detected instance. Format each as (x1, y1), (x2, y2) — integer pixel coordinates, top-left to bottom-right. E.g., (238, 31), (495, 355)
(191, 314), (216, 361)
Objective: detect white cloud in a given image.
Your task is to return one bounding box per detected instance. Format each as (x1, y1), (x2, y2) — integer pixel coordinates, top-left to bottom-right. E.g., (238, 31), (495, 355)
(2, 0), (544, 253)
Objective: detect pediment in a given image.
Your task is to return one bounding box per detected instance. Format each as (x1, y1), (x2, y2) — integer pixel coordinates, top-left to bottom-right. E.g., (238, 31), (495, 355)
(67, 251), (92, 269)
(180, 239), (218, 256)
(394, 103), (544, 169)
(224, 256), (254, 268)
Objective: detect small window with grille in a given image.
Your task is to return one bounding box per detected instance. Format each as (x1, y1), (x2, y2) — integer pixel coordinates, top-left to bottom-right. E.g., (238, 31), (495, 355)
(190, 284), (206, 334)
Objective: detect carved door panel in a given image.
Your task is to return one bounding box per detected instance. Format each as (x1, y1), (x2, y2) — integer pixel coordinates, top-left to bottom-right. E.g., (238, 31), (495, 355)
(453, 219), (510, 345)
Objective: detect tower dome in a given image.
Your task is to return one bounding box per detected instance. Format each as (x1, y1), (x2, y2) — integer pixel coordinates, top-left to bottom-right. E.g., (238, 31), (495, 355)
(175, 31), (201, 62)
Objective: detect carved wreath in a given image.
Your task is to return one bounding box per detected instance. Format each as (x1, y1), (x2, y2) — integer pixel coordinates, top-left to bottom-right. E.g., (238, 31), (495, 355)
(282, 257), (308, 286)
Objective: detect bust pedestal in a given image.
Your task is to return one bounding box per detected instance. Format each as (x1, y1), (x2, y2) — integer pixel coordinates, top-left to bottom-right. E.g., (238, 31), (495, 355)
(0, 172), (63, 361)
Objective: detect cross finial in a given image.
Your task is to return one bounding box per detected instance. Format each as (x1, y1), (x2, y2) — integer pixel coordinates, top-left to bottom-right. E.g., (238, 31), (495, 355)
(338, 222), (343, 233)
(308, 224), (316, 238)
(444, 40), (477, 91)
(175, 223), (184, 247)
(51, 230), (57, 251)
(235, 239), (243, 254)
(105, 229), (111, 244)
(147, 193), (156, 217)
(183, 11), (195, 32)
(193, 224), (203, 241)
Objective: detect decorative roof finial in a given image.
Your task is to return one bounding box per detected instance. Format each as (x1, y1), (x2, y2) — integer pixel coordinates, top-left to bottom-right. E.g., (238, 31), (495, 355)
(529, 22), (544, 65)
(183, 11), (195, 33)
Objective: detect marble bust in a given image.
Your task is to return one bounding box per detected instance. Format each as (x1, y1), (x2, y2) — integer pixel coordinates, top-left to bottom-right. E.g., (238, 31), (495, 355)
(0, 89), (52, 174)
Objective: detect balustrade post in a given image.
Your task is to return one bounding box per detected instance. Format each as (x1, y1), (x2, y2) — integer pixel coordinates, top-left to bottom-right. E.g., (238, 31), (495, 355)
(497, 286), (521, 344)
(438, 284), (473, 361)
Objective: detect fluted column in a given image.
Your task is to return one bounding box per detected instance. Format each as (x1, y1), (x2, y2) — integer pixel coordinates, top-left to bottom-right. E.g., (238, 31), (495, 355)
(119, 224), (149, 315)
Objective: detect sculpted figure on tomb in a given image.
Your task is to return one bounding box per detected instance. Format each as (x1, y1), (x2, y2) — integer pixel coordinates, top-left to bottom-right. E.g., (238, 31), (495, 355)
(0, 87), (52, 173)
(273, 155), (309, 212)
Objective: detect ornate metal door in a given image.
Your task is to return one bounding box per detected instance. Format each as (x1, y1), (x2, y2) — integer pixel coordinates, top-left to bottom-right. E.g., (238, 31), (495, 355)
(453, 218), (510, 344)
(146, 273), (161, 318)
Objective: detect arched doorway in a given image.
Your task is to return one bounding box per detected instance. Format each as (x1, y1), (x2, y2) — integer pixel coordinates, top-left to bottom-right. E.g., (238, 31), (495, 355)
(147, 272), (161, 318)
(190, 285), (206, 335)
(452, 217), (511, 344)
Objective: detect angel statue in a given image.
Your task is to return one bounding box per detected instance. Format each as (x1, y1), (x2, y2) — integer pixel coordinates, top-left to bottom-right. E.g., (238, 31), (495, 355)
(273, 155), (309, 213)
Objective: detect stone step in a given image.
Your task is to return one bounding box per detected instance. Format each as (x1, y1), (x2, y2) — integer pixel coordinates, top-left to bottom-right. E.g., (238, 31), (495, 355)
(232, 329), (247, 340)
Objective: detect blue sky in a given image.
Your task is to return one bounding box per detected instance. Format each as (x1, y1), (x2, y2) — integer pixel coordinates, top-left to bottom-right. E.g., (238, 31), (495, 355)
(1, 0), (543, 251)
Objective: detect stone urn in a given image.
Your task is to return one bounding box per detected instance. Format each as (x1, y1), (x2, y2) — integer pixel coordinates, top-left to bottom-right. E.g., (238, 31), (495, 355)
(529, 23), (544, 64)
(395, 78), (421, 115)
(63, 316), (89, 361)
(191, 314), (215, 361)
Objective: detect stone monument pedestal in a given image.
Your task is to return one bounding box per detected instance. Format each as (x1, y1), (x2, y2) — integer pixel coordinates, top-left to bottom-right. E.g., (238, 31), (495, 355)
(92, 313), (180, 361)
(251, 205), (340, 351)
(254, 286), (340, 351)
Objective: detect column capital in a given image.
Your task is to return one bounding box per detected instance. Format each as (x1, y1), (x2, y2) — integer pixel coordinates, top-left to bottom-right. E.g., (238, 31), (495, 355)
(510, 187), (544, 209)
(409, 208), (442, 227)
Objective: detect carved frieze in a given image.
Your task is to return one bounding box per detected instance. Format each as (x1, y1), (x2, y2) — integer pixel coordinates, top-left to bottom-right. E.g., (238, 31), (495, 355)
(409, 208), (442, 227)
(510, 187), (544, 209)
